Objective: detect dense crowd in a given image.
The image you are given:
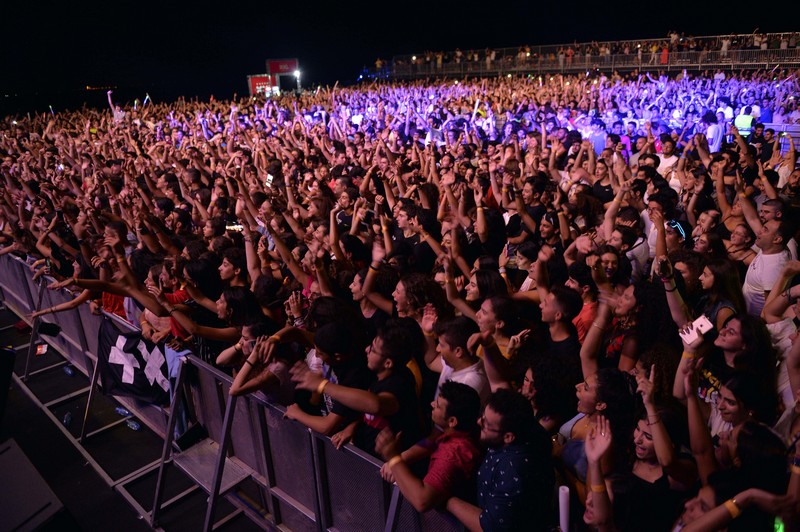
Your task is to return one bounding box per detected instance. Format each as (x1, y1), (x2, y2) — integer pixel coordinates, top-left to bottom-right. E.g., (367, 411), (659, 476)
(2, 68), (800, 531)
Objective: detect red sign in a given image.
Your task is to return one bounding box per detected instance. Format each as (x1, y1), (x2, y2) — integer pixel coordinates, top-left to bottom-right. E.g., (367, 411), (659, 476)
(247, 75), (272, 96)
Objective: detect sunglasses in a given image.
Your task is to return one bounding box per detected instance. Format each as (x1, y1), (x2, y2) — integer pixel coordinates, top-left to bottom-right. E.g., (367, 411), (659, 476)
(667, 220), (686, 240)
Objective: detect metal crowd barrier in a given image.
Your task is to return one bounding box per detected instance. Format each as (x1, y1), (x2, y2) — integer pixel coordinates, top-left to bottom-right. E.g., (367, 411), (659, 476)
(0, 252), (462, 531)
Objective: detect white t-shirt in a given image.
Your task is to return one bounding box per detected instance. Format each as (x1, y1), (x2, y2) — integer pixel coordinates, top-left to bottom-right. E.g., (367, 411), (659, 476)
(706, 123), (723, 153)
(626, 237), (651, 282)
(436, 359), (490, 405)
(742, 249), (791, 316)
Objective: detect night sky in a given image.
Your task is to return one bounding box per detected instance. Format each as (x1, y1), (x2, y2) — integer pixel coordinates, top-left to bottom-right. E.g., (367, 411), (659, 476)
(2, 0), (791, 113)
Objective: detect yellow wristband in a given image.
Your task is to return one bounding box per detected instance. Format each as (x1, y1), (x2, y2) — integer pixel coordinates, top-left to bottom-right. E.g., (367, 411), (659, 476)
(387, 455), (404, 468)
(681, 352), (696, 360)
(724, 499), (741, 519)
(269, 335), (281, 343)
(590, 484), (606, 493)
(316, 378), (329, 395)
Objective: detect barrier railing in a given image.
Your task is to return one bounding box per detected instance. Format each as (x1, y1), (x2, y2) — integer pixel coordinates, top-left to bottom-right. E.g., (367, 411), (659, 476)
(0, 252), (462, 531)
(376, 47), (800, 79)
(382, 32), (800, 78)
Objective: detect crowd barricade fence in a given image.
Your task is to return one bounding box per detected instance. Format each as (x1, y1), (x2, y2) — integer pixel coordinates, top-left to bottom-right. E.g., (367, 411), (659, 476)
(0, 253), (463, 531)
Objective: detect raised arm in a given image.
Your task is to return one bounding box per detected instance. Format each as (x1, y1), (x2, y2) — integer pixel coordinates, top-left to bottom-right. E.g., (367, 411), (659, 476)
(683, 359), (718, 485)
(637, 366), (697, 486)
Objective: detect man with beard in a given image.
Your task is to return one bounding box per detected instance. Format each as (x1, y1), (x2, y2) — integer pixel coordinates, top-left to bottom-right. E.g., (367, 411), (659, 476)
(446, 389), (555, 531)
(780, 168), (800, 209)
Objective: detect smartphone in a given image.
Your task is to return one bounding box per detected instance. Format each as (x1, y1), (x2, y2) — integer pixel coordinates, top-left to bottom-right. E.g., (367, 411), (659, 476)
(679, 315), (714, 344)
(226, 224), (244, 232)
(265, 173), (274, 188)
(36, 344), (49, 356)
(656, 259), (670, 278)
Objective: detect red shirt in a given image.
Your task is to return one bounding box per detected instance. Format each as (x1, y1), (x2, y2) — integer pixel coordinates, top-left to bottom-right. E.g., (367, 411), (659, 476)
(102, 292), (127, 320)
(165, 289), (191, 339)
(423, 430), (482, 497)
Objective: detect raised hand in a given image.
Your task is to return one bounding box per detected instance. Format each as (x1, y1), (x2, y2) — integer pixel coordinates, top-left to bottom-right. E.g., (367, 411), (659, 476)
(584, 415), (612, 463)
(636, 364), (656, 407)
(507, 328), (531, 357)
(421, 304), (438, 335)
(289, 360), (325, 392)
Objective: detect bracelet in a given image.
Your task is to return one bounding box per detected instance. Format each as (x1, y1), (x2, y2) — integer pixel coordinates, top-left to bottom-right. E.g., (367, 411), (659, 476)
(234, 342), (243, 352)
(269, 335), (281, 342)
(647, 417), (661, 426)
(784, 289), (797, 304)
(316, 378), (330, 395)
(681, 351), (696, 360)
(589, 484), (607, 493)
(723, 499), (741, 519)
(369, 264), (380, 272)
(168, 308), (177, 315)
(498, 267), (506, 274)
(386, 455), (404, 468)
(423, 330), (436, 338)
(664, 286), (677, 293)
(243, 359), (254, 367)
(591, 322), (605, 331)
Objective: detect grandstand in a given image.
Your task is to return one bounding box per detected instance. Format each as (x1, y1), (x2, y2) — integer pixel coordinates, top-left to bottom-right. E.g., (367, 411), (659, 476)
(373, 32), (800, 78)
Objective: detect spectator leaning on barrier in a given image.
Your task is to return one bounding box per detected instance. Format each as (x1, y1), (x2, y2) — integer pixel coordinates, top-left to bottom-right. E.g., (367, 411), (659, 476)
(375, 381), (482, 513)
(446, 388), (555, 531)
(289, 318), (422, 454)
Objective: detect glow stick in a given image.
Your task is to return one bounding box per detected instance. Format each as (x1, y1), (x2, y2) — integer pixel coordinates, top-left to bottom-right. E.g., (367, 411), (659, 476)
(559, 486), (570, 532)
(471, 99), (480, 123)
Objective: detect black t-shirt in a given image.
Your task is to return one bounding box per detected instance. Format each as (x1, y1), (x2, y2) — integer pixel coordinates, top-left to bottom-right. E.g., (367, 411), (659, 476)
(361, 308), (391, 343)
(546, 332), (583, 385)
(355, 366), (421, 454)
(324, 358), (375, 420)
(525, 204), (548, 227)
(593, 181), (615, 204)
(335, 210), (354, 231)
